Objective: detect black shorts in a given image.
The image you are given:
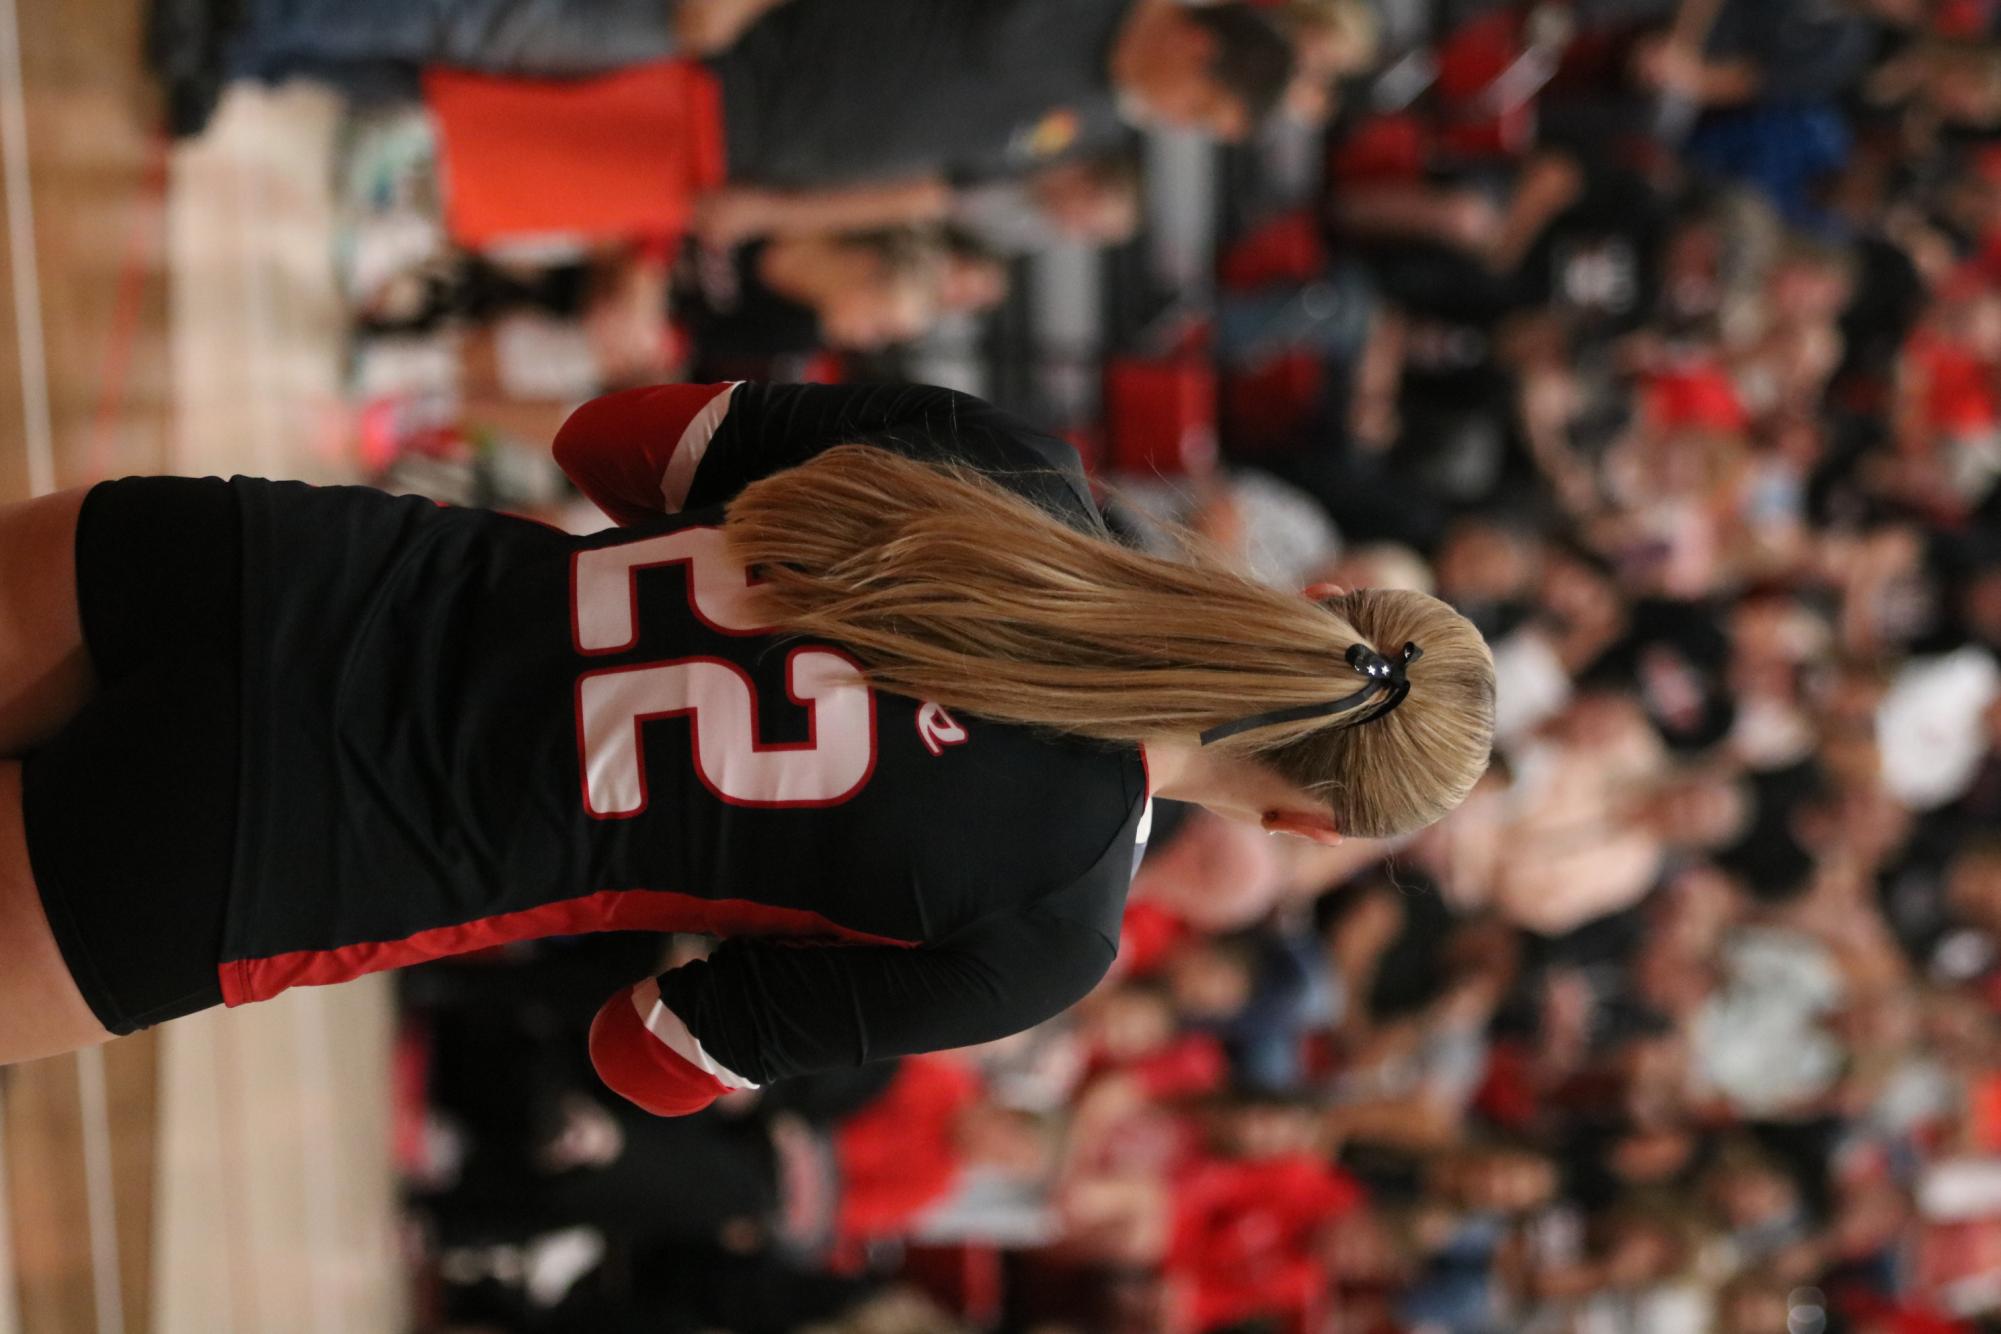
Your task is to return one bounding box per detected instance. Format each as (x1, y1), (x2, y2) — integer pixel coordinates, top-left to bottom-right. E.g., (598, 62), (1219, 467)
(21, 476), (241, 1034)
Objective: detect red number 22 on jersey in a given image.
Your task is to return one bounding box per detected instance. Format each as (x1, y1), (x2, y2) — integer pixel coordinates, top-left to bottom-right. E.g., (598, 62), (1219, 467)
(570, 526), (877, 818)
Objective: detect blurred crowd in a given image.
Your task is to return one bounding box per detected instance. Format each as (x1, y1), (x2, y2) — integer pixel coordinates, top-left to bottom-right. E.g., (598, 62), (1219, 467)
(153, 0), (2001, 1329)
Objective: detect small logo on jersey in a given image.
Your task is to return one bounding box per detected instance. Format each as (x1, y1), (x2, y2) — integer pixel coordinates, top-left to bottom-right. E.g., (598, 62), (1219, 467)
(917, 702), (969, 756)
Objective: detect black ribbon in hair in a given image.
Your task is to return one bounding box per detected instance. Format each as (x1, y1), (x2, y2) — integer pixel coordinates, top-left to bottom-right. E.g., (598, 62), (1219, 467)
(1200, 641), (1423, 746)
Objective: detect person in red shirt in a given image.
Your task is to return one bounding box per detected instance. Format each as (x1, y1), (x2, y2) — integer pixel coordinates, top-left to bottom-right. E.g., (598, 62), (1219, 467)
(1166, 1094), (1363, 1333)
(828, 1054), (1053, 1256)
(422, 0), (1297, 248)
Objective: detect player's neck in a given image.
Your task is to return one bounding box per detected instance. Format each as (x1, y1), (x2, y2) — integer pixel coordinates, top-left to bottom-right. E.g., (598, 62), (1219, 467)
(1139, 738), (1203, 803)
(1141, 740), (1345, 845)
(1146, 739), (1296, 806)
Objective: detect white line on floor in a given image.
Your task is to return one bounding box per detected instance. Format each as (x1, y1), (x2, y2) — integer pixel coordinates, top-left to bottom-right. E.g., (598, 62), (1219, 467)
(77, 1047), (127, 1334)
(0, 0), (54, 1326)
(0, 0), (56, 498)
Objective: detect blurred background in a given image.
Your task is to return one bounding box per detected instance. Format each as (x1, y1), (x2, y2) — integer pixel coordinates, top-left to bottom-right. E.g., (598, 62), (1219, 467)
(4, 0), (2001, 1330)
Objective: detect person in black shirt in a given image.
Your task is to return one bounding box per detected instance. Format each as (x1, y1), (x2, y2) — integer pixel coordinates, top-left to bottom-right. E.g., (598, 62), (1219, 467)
(674, 231), (1006, 382)
(223, 0), (785, 87)
(0, 382), (1494, 1116)
(686, 0), (1296, 244)
(717, 0), (1288, 186)
(357, 230), (1001, 384)
(231, 0), (1295, 245)
(232, 0), (1292, 172)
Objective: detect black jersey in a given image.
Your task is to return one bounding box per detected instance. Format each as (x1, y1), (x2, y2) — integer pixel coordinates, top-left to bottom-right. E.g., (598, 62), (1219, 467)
(224, 382), (1148, 1092)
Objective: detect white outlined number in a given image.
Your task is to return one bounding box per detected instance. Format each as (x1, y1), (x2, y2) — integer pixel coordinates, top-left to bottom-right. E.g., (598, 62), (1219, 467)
(571, 527), (876, 816)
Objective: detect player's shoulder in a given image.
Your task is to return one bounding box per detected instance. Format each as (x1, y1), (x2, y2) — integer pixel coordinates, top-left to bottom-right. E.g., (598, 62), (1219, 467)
(873, 693), (1139, 853)
(878, 691), (1138, 810)
(897, 702), (1146, 944)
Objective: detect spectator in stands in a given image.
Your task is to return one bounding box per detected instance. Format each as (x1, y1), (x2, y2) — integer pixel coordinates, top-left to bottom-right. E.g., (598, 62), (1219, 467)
(400, 0), (1293, 249)
(675, 0), (1296, 241)
(393, 2), (2001, 1329)
(226, 0), (788, 84)
(670, 229), (1001, 381)
(951, 155), (1145, 255)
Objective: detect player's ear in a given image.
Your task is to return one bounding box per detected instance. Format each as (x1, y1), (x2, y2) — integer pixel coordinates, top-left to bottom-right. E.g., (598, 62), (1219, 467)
(1260, 809), (1342, 846)
(1302, 581), (1347, 601)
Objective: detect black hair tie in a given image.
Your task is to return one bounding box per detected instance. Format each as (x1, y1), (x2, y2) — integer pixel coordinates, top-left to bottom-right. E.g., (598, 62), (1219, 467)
(1199, 641), (1423, 746)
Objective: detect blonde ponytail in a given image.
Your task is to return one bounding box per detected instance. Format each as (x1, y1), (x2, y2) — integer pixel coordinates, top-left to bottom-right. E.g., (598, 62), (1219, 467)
(723, 446), (1494, 839)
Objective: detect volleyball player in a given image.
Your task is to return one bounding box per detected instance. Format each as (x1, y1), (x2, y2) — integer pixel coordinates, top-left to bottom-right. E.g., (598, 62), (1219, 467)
(0, 381), (1493, 1115)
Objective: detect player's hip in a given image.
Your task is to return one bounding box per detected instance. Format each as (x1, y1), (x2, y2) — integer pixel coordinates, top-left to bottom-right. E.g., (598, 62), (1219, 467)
(20, 475), (243, 1033)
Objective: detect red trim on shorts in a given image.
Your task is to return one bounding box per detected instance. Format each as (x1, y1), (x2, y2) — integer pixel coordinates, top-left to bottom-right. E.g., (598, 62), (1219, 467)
(218, 889), (915, 1007)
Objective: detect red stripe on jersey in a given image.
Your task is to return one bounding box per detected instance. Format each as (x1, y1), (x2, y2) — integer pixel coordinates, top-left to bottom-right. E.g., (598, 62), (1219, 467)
(218, 888), (916, 1007)
(589, 984), (733, 1116)
(553, 383), (739, 527)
